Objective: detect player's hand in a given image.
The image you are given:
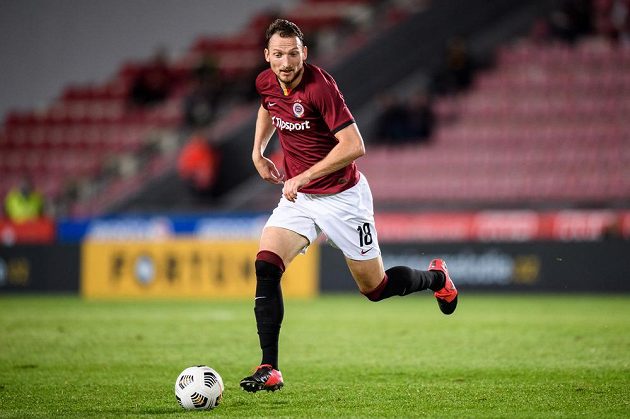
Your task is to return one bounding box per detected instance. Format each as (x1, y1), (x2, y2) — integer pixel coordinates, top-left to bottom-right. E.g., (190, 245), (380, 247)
(283, 173), (311, 202)
(254, 156), (284, 185)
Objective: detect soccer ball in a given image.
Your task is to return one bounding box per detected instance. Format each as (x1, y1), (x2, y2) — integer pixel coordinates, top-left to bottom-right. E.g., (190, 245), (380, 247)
(174, 365), (224, 410)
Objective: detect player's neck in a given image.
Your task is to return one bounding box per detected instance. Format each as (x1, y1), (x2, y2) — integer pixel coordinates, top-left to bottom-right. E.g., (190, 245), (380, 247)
(278, 68), (304, 96)
(279, 83), (292, 96)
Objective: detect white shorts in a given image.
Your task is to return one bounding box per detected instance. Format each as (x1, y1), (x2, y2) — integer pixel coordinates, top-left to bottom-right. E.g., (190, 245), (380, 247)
(264, 173), (381, 260)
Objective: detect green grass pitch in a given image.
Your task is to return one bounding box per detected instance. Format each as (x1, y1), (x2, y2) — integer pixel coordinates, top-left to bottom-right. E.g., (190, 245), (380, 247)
(1, 293), (629, 418)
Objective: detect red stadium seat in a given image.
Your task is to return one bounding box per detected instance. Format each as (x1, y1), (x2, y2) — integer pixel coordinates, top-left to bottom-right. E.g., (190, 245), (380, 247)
(365, 36), (630, 207)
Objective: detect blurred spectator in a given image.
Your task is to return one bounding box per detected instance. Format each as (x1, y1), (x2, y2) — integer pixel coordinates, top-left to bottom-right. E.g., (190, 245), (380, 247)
(592, 0), (619, 42)
(192, 52), (221, 88)
(529, 17), (554, 44)
(541, 0), (630, 46)
(374, 94), (411, 143)
(434, 36), (475, 95)
(374, 91), (435, 144)
(548, 0), (593, 43)
(183, 53), (222, 129)
(4, 177), (45, 223)
(595, 0), (630, 44)
(406, 90), (435, 142)
(129, 47), (174, 108)
(614, 0), (630, 45)
(177, 133), (220, 195)
(183, 85), (218, 129)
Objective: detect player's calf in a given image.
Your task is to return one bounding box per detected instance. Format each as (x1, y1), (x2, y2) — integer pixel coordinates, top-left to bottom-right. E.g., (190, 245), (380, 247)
(361, 266), (442, 301)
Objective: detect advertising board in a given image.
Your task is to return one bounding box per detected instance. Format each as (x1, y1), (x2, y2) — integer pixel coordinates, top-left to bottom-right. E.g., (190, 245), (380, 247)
(320, 241), (630, 293)
(0, 244), (79, 292)
(81, 239), (318, 299)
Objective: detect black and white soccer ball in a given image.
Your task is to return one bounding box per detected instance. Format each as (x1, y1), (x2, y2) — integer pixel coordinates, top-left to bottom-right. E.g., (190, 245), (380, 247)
(174, 365), (224, 410)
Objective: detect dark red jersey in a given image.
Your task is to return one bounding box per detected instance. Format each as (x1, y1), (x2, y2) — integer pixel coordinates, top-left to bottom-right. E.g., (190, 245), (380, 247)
(256, 62), (359, 194)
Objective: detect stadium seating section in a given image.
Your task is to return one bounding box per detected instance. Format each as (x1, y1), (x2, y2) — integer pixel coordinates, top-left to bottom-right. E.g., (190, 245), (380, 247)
(0, 0), (409, 217)
(362, 39), (630, 207)
(1, 1), (628, 216)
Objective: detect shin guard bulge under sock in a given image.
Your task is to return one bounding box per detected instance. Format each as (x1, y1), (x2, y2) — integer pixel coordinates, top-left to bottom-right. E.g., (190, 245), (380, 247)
(254, 251), (284, 369)
(363, 266), (444, 301)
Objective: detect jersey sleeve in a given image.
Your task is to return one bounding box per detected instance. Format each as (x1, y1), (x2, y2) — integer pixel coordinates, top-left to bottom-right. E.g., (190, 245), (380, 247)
(255, 70), (269, 110)
(311, 70), (355, 134)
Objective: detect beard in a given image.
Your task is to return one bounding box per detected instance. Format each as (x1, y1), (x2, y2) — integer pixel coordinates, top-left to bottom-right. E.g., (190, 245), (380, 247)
(276, 66), (303, 88)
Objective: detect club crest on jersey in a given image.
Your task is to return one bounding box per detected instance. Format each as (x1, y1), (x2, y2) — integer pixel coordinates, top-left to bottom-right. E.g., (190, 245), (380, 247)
(293, 102), (305, 118)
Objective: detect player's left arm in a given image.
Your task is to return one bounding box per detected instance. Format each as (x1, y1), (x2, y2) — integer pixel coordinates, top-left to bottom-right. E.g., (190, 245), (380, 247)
(282, 123), (365, 202)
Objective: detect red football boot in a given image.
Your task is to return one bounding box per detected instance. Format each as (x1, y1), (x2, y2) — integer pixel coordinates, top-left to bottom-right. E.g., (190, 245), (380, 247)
(240, 364), (284, 392)
(429, 258), (458, 315)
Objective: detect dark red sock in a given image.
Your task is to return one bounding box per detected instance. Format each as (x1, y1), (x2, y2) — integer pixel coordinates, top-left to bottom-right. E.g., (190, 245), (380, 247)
(256, 250), (285, 272)
(363, 275), (389, 301)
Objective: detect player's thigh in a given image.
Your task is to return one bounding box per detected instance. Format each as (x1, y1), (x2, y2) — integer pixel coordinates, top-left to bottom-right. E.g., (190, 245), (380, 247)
(315, 176), (381, 261)
(345, 255), (386, 294)
(259, 226), (310, 267)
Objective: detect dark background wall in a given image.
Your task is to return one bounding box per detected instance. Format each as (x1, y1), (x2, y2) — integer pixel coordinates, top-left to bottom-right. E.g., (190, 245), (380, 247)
(0, 244), (80, 292)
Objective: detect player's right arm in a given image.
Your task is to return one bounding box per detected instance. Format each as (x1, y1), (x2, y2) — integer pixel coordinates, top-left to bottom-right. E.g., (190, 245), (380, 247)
(252, 105), (284, 184)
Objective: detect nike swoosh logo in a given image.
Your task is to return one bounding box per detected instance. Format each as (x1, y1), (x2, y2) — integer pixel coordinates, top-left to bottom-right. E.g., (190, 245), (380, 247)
(255, 296), (267, 300)
(268, 102), (277, 107)
(360, 248), (373, 255)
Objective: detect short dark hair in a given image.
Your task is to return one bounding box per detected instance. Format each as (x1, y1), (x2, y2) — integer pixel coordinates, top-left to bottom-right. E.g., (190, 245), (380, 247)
(265, 19), (305, 47)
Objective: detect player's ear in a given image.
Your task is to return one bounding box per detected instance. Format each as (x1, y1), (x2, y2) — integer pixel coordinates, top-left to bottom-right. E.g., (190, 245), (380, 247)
(264, 48), (270, 63)
(302, 45), (308, 61)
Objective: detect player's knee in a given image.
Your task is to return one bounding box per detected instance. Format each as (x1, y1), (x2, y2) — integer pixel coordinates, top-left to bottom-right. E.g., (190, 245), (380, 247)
(255, 251), (285, 280)
(360, 276), (388, 302)
(361, 284), (384, 302)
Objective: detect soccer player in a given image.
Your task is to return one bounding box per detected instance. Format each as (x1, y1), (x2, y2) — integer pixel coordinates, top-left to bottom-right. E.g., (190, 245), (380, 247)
(240, 19), (458, 393)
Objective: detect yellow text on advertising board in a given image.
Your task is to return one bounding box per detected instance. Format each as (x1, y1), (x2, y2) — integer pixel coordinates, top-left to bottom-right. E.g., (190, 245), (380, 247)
(81, 240), (318, 299)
